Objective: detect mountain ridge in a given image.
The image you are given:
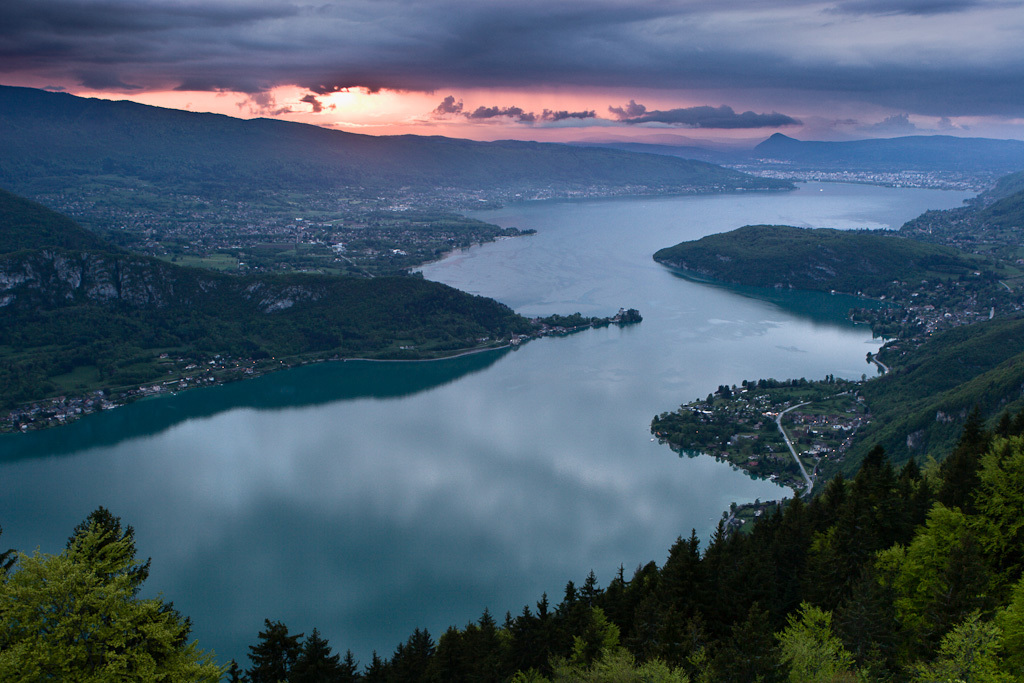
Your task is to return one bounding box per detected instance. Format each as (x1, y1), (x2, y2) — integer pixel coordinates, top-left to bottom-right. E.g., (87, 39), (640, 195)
(753, 132), (1024, 173)
(0, 85), (790, 198)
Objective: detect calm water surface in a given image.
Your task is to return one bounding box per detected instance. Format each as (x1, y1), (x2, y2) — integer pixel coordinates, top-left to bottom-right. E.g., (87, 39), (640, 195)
(0, 183), (971, 665)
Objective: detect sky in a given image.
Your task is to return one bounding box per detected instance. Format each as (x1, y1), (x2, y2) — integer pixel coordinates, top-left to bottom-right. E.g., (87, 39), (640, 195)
(2, 0), (1024, 143)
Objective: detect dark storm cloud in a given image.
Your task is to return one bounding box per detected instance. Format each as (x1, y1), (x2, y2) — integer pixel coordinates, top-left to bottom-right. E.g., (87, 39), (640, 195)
(2, 0), (1022, 118)
(74, 70), (143, 91)
(542, 109), (597, 122)
(608, 100), (647, 119)
(468, 105), (536, 123)
(828, 0), (986, 15)
(0, 1), (298, 43)
(432, 95), (464, 117)
(300, 94), (324, 113)
(612, 103), (802, 129)
(431, 97), (595, 124)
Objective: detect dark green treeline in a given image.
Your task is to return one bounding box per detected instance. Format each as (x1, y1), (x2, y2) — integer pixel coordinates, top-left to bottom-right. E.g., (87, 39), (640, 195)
(231, 408), (1024, 682)
(4, 410), (1024, 681)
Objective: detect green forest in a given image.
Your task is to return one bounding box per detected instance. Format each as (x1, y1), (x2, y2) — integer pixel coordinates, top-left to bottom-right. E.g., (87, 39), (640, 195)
(4, 413), (1024, 681)
(849, 315), (1024, 469)
(653, 225), (999, 297)
(0, 189), (533, 414)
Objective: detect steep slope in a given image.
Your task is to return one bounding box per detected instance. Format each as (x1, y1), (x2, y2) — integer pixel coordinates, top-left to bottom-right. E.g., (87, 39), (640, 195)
(978, 189), (1024, 229)
(979, 169), (1024, 202)
(0, 188), (111, 253)
(899, 170), (1024, 257)
(847, 315), (1024, 468)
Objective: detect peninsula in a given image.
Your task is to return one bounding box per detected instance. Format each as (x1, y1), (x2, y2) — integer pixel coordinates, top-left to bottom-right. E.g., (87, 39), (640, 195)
(650, 179), (1024, 484)
(653, 224), (992, 297)
(652, 376), (870, 495)
(0, 189), (639, 432)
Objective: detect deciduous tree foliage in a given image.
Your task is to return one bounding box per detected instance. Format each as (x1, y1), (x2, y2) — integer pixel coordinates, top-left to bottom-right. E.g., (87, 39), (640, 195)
(776, 603), (858, 683)
(0, 510), (222, 682)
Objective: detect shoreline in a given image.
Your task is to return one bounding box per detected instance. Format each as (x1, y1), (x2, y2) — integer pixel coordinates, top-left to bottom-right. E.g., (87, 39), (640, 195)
(0, 342), (513, 435)
(2, 310), (640, 435)
(340, 344), (513, 363)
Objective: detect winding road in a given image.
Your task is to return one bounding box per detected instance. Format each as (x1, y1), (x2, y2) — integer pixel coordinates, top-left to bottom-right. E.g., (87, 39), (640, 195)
(776, 402), (814, 494)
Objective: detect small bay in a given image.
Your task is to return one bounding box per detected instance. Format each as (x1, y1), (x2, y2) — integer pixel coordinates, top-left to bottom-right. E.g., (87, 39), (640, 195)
(0, 182), (971, 665)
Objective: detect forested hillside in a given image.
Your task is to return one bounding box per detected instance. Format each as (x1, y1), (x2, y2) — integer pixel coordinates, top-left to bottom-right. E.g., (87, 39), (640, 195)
(0, 190), (531, 412)
(847, 315), (1024, 468)
(900, 176), (1024, 260)
(653, 225), (990, 296)
(231, 419), (1024, 682)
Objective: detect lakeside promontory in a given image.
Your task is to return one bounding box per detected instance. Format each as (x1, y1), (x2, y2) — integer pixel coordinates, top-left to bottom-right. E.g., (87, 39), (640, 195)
(652, 224), (992, 297)
(0, 189), (640, 432)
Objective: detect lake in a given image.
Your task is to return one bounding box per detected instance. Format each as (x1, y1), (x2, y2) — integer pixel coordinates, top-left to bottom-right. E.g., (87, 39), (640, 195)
(0, 182), (971, 666)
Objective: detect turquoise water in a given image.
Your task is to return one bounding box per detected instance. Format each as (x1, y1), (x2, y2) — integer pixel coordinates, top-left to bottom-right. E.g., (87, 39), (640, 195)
(0, 183), (971, 665)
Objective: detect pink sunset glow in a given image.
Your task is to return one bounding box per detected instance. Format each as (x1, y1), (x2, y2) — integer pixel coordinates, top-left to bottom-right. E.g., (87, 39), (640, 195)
(3, 0), (1023, 141)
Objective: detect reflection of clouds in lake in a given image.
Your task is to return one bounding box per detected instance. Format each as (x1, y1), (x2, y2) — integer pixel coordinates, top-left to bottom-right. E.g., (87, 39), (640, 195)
(37, 341), (783, 661)
(4, 185), (970, 665)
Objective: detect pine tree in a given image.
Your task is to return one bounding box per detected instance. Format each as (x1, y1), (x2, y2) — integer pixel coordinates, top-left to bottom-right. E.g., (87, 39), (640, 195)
(291, 628), (345, 683)
(581, 570), (602, 607)
(835, 565), (898, 677)
(427, 626), (466, 682)
(937, 406), (990, 513)
(0, 525), (14, 574)
(340, 650), (360, 682)
(463, 610), (503, 682)
(363, 651), (387, 683)
(247, 619), (302, 683)
(708, 603), (783, 683)
(66, 505), (150, 591)
(225, 660), (244, 682)
(995, 410), (1012, 438)
(389, 627), (434, 683)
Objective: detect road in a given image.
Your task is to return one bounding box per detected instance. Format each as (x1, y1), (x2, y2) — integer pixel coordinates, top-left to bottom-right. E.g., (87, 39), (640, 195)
(776, 401), (814, 494)
(867, 352), (889, 375)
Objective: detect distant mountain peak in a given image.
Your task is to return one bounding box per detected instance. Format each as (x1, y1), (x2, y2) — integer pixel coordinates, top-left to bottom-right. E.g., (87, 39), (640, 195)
(755, 133), (801, 151)
(751, 132), (1024, 172)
